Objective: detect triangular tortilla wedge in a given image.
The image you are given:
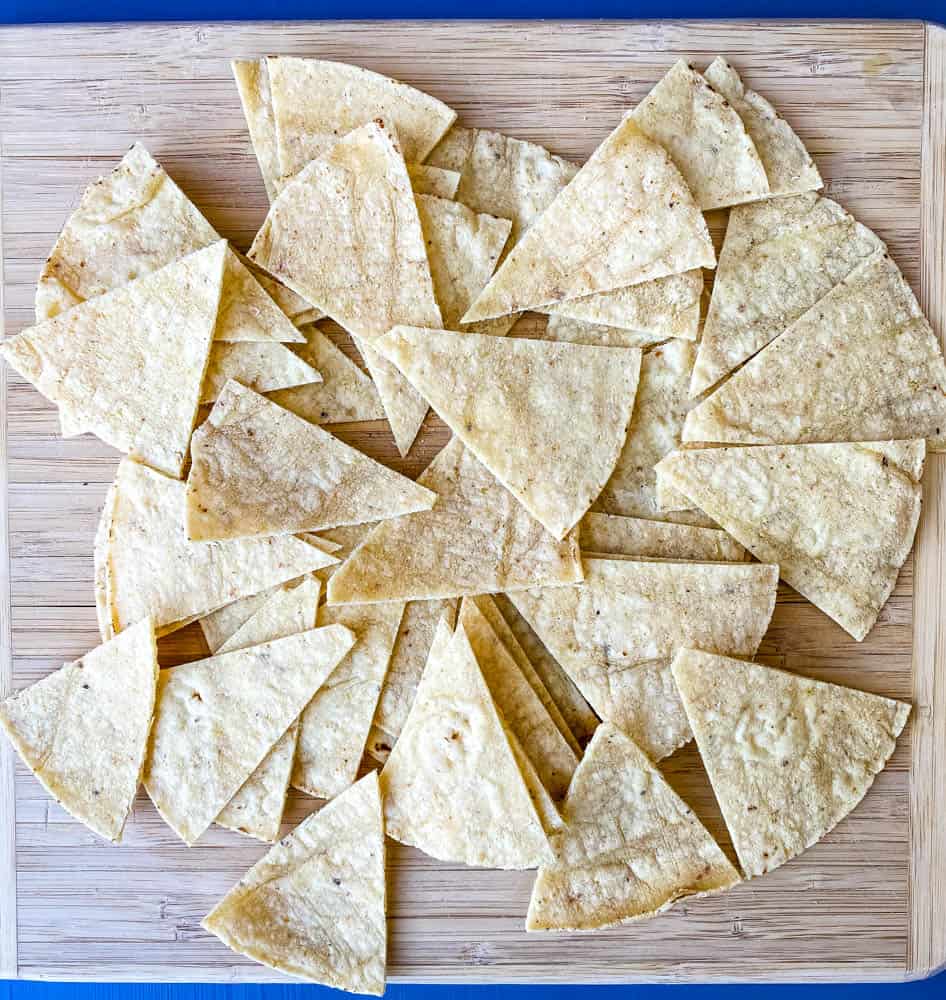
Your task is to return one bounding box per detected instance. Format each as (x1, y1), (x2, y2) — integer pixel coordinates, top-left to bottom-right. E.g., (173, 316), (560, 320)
(656, 441), (924, 640)
(292, 601), (405, 799)
(267, 56), (455, 179)
(507, 727), (565, 838)
(249, 120), (444, 455)
(463, 117), (715, 322)
(377, 326), (642, 538)
(704, 57), (822, 198)
(527, 722), (739, 930)
(93, 482), (119, 642)
(107, 459), (338, 635)
(685, 254), (946, 445)
(408, 163), (460, 199)
(5, 241), (226, 479)
(0, 618), (157, 843)
(542, 314), (662, 349)
(186, 382), (435, 540)
(672, 648), (911, 877)
(203, 772), (386, 994)
(631, 59), (769, 210)
(580, 511), (748, 562)
(232, 58), (282, 202)
(508, 558), (778, 760)
(199, 342), (321, 403)
(243, 255), (318, 320)
(144, 625), (355, 845)
(380, 620), (553, 868)
(215, 247), (305, 343)
(459, 598), (579, 799)
(690, 193), (885, 397)
(327, 438), (583, 604)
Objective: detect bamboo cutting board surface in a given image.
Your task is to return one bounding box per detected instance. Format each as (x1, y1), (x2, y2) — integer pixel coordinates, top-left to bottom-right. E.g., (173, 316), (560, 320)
(1, 19), (945, 985)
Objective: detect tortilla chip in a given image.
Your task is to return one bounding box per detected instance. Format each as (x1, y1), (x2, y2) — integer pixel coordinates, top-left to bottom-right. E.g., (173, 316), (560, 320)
(463, 117), (714, 321)
(186, 381), (435, 540)
(203, 772), (386, 994)
(542, 315), (657, 349)
(580, 511), (748, 562)
(377, 326), (641, 539)
(249, 120), (443, 455)
(93, 482), (118, 642)
(527, 722), (739, 930)
(198, 581), (300, 654)
(199, 342), (320, 404)
(215, 247), (305, 343)
(311, 523), (375, 590)
(290, 307), (324, 327)
(232, 58), (282, 202)
(685, 254), (946, 445)
(690, 194), (885, 397)
(631, 59), (768, 210)
(291, 601), (405, 799)
(380, 621), (553, 868)
(107, 459), (337, 635)
(509, 558), (778, 760)
(672, 649), (911, 877)
(408, 163), (460, 199)
(243, 256), (318, 319)
(0, 618), (157, 843)
(657, 440), (924, 640)
(5, 241), (225, 478)
(505, 725), (564, 837)
(704, 57), (822, 197)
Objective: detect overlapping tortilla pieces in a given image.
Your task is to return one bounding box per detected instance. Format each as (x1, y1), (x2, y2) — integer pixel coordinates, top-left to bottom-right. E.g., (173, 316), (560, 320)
(579, 511), (748, 562)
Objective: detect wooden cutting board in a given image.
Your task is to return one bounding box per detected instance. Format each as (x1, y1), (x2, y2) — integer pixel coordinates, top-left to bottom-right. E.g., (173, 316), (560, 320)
(1, 19), (945, 985)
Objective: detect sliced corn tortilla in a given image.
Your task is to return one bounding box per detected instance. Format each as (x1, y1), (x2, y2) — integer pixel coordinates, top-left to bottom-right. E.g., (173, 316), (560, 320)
(232, 58), (282, 202)
(527, 722), (739, 931)
(290, 307), (324, 327)
(463, 117), (715, 322)
(690, 193), (885, 397)
(311, 523), (375, 590)
(267, 56), (455, 179)
(542, 314), (664, 349)
(107, 459), (338, 635)
(292, 601), (405, 799)
(199, 341), (321, 404)
(505, 724), (564, 837)
(631, 59), (768, 211)
(144, 625), (354, 845)
(215, 247), (305, 344)
(0, 618), (157, 844)
(408, 163), (460, 199)
(704, 57), (822, 198)
(93, 481), (118, 642)
(380, 620), (553, 868)
(656, 441), (924, 640)
(508, 558), (778, 761)
(672, 648), (911, 877)
(580, 511), (748, 562)
(377, 326), (642, 539)
(685, 254), (946, 445)
(203, 771), (386, 995)
(249, 120), (443, 456)
(327, 438), (583, 604)
(6, 241), (226, 479)
(243, 256), (318, 320)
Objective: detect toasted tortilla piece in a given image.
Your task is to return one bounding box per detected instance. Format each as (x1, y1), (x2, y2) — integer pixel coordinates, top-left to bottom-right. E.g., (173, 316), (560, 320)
(380, 621), (553, 868)
(704, 58), (822, 197)
(542, 315), (664, 349)
(199, 342), (320, 404)
(144, 626), (354, 845)
(509, 558), (778, 760)
(377, 326), (641, 538)
(463, 117), (714, 322)
(631, 59), (768, 211)
(672, 649), (911, 877)
(215, 247), (305, 343)
(312, 523), (376, 590)
(187, 382), (435, 541)
(507, 726), (565, 837)
(580, 511), (748, 562)
(690, 194), (885, 397)
(290, 307), (324, 327)
(249, 120), (443, 455)
(0, 619), (157, 843)
(365, 597), (459, 763)
(327, 439), (582, 604)
(232, 58), (282, 202)
(203, 772), (386, 994)
(244, 256), (318, 320)
(6, 241), (225, 478)
(408, 163), (460, 199)
(685, 254), (946, 445)
(292, 601), (405, 799)
(93, 482), (119, 642)
(107, 459), (337, 635)
(656, 441), (924, 640)
(527, 722), (739, 930)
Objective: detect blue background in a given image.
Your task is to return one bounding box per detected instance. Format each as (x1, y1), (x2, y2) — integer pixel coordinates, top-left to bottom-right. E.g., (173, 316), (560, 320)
(2, 0), (946, 996)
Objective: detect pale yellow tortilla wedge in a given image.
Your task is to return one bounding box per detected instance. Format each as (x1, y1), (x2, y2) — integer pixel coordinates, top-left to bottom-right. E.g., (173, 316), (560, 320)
(509, 558), (778, 760)
(232, 58), (282, 202)
(377, 326), (642, 539)
(580, 511), (748, 562)
(542, 315), (665, 349)
(199, 341), (321, 404)
(631, 59), (768, 211)
(186, 381), (436, 541)
(5, 241), (226, 479)
(243, 256), (318, 320)
(380, 620), (553, 868)
(203, 772), (386, 995)
(408, 163), (460, 199)
(672, 649), (911, 877)
(690, 193), (885, 397)
(463, 116), (715, 322)
(656, 441), (924, 640)
(93, 482), (119, 642)
(0, 618), (157, 843)
(215, 247), (306, 343)
(527, 722), (739, 931)
(507, 726), (565, 838)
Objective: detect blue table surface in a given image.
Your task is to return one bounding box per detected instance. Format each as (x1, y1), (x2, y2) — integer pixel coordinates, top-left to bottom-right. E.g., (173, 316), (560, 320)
(2, 0), (946, 996)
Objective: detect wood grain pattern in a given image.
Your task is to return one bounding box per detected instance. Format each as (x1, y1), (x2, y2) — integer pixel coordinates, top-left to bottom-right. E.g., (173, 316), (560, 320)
(0, 18), (941, 984)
